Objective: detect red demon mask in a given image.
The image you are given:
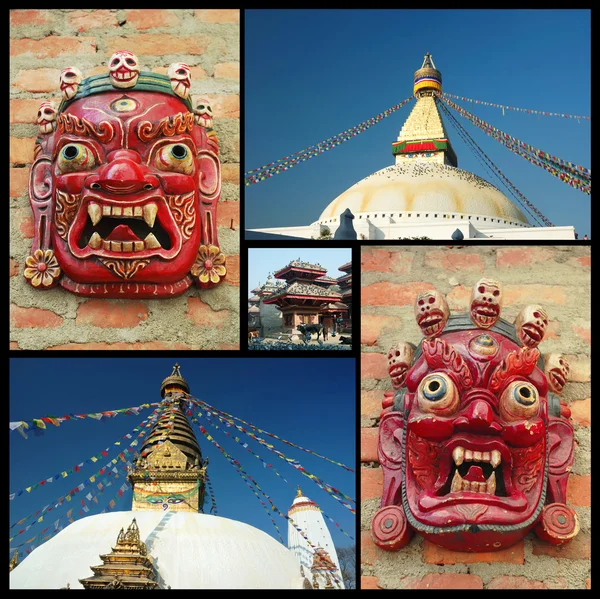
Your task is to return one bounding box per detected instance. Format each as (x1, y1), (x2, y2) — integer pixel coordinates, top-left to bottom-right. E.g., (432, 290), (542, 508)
(25, 52), (225, 298)
(372, 280), (578, 552)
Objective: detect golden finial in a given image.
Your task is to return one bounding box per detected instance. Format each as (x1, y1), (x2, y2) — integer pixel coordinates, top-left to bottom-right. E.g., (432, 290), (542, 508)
(9, 550), (18, 572)
(296, 486), (303, 498)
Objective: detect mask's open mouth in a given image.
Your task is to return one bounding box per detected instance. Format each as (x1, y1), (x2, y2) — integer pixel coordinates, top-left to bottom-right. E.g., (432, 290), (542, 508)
(67, 195), (184, 260)
(418, 310), (445, 336)
(521, 323), (545, 345)
(471, 302), (500, 326)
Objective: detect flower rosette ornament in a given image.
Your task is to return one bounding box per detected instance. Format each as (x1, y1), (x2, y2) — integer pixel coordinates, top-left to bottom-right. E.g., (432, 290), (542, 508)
(23, 249), (61, 289)
(372, 278), (578, 553)
(25, 52), (225, 299)
(191, 245), (226, 288)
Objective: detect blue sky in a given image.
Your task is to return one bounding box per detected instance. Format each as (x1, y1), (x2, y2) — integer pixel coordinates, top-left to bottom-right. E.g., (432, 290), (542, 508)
(248, 248), (352, 298)
(245, 9), (591, 235)
(10, 358), (356, 559)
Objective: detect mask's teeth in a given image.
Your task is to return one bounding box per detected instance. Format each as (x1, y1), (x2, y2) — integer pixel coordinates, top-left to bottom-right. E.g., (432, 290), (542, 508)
(144, 233), (161, 249)
(491, 450), (502, 468)
(143, 203), (157, 228)
(452, 446), (464, 466)
(88, 232), (102, 249)
(487, 471), (496, 495)
(451, 470), (462, 493)
(88, 202), (102, 226)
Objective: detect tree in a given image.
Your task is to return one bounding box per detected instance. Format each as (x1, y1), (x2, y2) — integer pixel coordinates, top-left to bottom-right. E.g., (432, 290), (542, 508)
(319, 226), (332, 240)
(336, 545), (356, 589)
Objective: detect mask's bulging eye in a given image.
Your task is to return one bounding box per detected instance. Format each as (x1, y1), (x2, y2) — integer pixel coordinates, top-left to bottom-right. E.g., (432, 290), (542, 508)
(500, 381), (539, 421)
(418, 373), (459, 414)
(154, 143), (194, 175)
(57, 143), (96, 173)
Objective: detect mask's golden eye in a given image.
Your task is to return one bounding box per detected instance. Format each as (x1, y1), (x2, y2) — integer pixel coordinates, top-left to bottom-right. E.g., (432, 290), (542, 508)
(154, 143), (194, 175)
(499, 381), (539, 421)
(417, 373), (459, 415)
(57, 143), (96, 173)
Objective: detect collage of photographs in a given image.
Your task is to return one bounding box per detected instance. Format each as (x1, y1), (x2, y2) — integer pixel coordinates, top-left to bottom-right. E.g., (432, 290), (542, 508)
(9, 8), (590, 591)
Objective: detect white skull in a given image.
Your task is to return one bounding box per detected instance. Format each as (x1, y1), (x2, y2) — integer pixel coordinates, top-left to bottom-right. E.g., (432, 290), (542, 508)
(37, 101), (57, 135)
(414, 289), (449, 338)
(544, 353), (570, 394)
(515, 304), (549, 348)
(59, 66), (83, 100)
(470, 278), (502, 329)
(108, 51), (140, 89)
(387, 342), (415, 390)
(194, 98), (213, 129)
(168, 63), (192, 99)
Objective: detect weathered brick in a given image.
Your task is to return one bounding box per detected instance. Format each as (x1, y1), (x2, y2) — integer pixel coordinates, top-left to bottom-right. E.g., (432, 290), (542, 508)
(10, 138), (36, 165)
(213, 62), (239, 79)
(572, 322), (591, 344)
(570, 398), (591, 427)
(531, 530), (591, 559)
(10, 259), (20, 277)
(361, 466), (383, 501)
(566, 355), (591, 383)
(361, 248), (414, 273)
(361, 428), (379, 463)
(216, 201), (239, 229)
(424, 250), (485, 273)
(47, 341), (192, 350)
(503, 284), (568, 305)
(496, 247), (557, 268)
(422, 539), (524, 565)
(18, 211), (34, 239)
(567, 254), (591, 268)
(11, 99), (60, 125)
(445, 285), (471, 310)
(361, 313), (398, 346)
(224, 253), (239, 286)
(104, 35), (213, 57)
(75, 300), (148, 328)
(10, 168), (29, 198)
(362, 281), (434, 307)
(10, 341), (21, 350)
(361, 390), (382, 420)
(585, 578), (591, 589)
(487, 576), (547, 589)
(10, 37), (96, 59)
(407, 573), (483, 589)
(566, 474), (591, 506)
(10, 10), (52, 27)
(360, 531), (381, 567)
(221, 163), (240, 185)
(12, 68), (61, 93)
(10, 304), (63, 328)
(361, 352), (388, 381)
(208, 94), (239, 119)
(218, 342), (240, 350)
(194, 9), (240, 23)
(124, 9), (180, 30)
(186, 297), (230, 327)
(66, 10), (118, 31)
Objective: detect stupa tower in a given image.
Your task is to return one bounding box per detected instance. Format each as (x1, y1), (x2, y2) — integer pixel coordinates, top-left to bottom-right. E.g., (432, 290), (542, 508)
(287, 487), (345, 589)
(128, 364), (207, 513)
(392, 53), (458, 167)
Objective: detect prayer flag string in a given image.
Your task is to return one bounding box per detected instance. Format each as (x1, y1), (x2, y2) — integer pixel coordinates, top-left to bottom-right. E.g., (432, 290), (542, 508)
(244, 96), (415, 185)
(443, 92), (590, 122)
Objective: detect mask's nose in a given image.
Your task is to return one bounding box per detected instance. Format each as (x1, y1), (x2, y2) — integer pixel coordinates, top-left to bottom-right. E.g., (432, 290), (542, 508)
(87, 150), (159, 195)
(454, 390), (502, 434)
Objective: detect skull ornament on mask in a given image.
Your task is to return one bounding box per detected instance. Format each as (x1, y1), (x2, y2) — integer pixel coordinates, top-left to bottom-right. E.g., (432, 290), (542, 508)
(108, 51), (140, 89)
(372, 282), (578, 553)
(25, 51), (226, 298)
(414, 290), (449, 338)
(168, 63), (192, 99)
(194, 98), (214, 129)
(59, 67), (83, 100)
(544, 353), (570, 394)
(387, 342), (415, 390)
(515, 305), (549, 348)
(470, 278), (502, 329)
(37, 101), (57, 135)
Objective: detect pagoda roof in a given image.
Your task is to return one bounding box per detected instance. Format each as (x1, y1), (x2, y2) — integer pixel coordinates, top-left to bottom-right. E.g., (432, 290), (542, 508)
(248, 294), (261, 302)
(273, 260), (327, 278)
(263, 282), (341, 303)
(338, 262), (352, 273)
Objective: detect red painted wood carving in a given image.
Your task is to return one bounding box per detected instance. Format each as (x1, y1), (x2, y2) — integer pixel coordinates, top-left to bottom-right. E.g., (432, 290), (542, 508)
(372, 279), (578, 552)
(25, 52), (225, 298)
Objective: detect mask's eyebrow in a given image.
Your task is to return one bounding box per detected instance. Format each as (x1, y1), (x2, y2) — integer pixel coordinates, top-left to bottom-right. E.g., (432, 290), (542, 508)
(57, 113), (116, 144)
(136, 112), (195, 143)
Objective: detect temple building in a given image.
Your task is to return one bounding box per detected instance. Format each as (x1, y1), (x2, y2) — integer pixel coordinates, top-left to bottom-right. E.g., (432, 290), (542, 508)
(287, 487), (345, 589)
(248, 54), (576, 240)
(10, 366), (314, 589)
(337, 262), (352, 325)
(262, 260), (347, 333)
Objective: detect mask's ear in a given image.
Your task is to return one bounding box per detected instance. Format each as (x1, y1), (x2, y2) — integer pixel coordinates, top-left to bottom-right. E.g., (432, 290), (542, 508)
(28, 157), (54, 251)
(546, 417), (575, 504)
(197, 151), (220, 199)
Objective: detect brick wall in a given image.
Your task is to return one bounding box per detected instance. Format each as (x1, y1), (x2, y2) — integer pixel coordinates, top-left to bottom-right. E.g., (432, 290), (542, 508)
(10, 9), (240, 350)
(360, 245), (591, 590)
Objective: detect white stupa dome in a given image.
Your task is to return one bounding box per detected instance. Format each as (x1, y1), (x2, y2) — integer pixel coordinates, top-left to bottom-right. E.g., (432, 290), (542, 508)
(10, 511), (304, 589)
(317, 161), (529, 226)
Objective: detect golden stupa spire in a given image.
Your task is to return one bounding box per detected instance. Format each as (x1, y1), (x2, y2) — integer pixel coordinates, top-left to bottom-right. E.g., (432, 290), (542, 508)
(296, 486), (303, 498)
